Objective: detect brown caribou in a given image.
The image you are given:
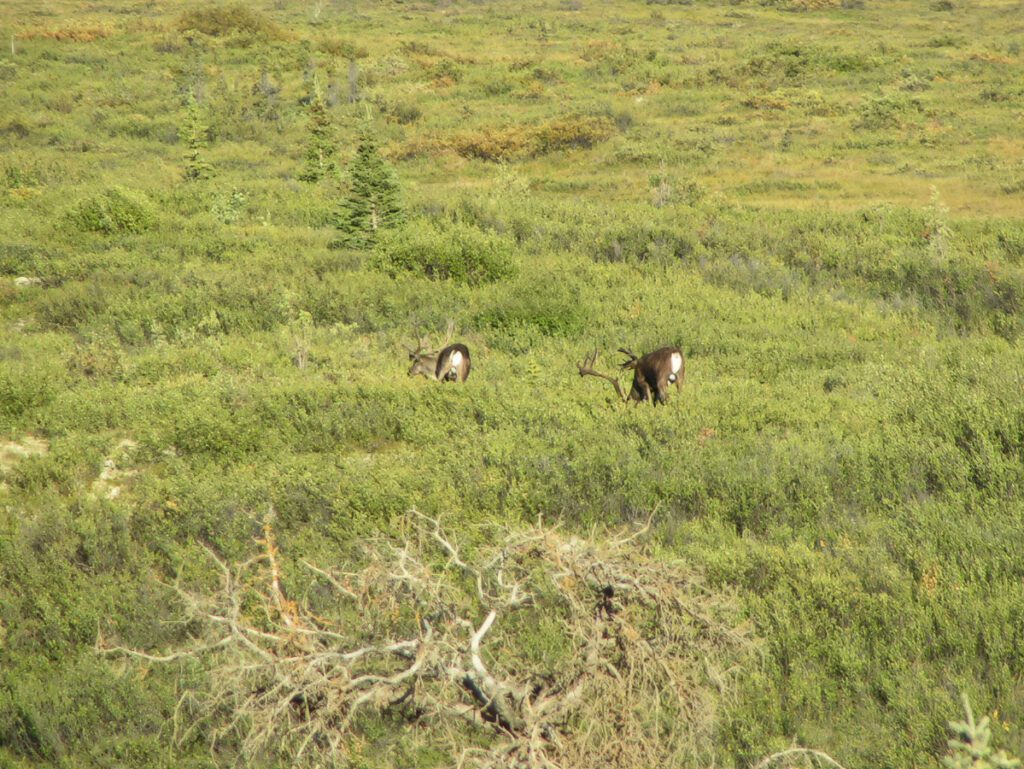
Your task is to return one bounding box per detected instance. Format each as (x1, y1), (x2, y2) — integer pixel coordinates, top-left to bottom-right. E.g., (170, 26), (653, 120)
(577, 346), (685, 405)
(407, 322), (472, 383)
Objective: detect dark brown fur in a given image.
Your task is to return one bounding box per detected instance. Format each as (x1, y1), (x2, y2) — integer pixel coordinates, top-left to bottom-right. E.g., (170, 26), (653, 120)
(578, 346), (686, 406)
(621, 346), (685, 405)
(435, 343), (471, 383)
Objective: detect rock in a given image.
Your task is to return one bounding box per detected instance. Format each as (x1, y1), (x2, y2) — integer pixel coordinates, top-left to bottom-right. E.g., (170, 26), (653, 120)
(90, 438), (139, 500)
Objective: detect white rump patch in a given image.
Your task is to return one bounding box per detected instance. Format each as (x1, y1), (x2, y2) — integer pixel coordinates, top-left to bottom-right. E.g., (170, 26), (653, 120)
(450, 350), (463, 368)
(670, 352), (683, 375)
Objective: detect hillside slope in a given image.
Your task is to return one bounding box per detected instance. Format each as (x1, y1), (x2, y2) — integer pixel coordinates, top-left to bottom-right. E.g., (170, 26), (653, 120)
(1, 1), (1023, 767)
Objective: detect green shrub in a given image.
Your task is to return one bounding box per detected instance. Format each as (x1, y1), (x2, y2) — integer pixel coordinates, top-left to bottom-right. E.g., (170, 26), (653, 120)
(377, 99), (422, 125)
(209, 187), (247, 224)
(177, 4), (283, 41)
(475, 271), (591, 343)
(0, 363), (57, 422)
(315, 36), (368, 59)
(34, 281), (114, 331)
(2, 162), (43, 189)
(433, 58), (462, 83)
(65, 188), (155, 235)
(997, 228), (1024, 264)
(596, 220), (697, 264)
(0, 244), (56, 276)
(482, 75), (514, 95)
(855, 91), (922, 129)
(370, 220), (517, 285)
(447, 126), (530, 162)
(530, 115), (615, 155)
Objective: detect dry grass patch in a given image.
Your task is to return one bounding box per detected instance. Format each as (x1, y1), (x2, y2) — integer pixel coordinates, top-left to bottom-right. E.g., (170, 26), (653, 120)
(0, 435), (49, 472)
(400, 116), (616, 162)
(17, 25), (113, 42)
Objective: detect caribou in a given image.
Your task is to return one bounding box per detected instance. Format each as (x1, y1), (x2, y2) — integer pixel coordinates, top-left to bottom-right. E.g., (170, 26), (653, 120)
(577, 346), (685, 405)
(407, 323), (472, 383)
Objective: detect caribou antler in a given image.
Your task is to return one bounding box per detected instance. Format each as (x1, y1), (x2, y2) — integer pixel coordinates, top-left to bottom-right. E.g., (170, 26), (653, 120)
(617, 348), (640, 370)
(578, 349), (627, 402)
(409, 321), (456, 357)
(407, 339), (426, 358)
(407, 323), (435, 357)
(441, 319), (456, 349)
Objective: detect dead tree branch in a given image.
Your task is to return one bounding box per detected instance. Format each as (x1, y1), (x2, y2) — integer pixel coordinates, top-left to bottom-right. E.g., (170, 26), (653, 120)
(754, 748), (850, 769)
(98, 512), (755, 769)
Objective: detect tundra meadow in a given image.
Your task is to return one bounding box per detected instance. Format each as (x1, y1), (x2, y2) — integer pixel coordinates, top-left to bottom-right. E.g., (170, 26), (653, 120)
(1, 1), (1024, 767)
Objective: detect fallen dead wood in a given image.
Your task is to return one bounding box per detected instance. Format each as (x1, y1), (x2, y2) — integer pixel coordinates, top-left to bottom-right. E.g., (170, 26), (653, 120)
(98, 509), (755, 769)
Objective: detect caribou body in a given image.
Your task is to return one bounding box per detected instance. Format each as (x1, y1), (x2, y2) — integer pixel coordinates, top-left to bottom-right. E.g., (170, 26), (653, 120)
(409, 343), (471, 383)
(407, 322), (472, 383)
(578, 346), (685, 405)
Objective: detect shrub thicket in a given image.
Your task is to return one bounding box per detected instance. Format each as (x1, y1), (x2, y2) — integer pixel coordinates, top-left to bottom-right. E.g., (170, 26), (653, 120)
(370, 219), (517, 285)
(65, 187), (155, 234)
(177, 5), (284, 41)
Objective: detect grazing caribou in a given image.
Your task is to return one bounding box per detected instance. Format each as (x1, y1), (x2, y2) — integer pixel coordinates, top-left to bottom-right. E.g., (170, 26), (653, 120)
(407, 323), (472, 383)
(578, 346), (685, 405)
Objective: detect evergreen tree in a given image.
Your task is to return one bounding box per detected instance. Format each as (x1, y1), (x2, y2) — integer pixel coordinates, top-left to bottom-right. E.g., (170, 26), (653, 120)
(181, 89), (212, 182)
(335, 125), (403, 248)
(298, 76), (336, 183)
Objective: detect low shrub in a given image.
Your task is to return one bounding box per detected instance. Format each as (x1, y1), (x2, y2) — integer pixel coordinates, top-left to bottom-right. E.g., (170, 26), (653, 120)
(531, 115), (615, 154)
(997, 227), (1024, 264)
(0, 362), (57, 422)
(370, 220), (517, 285)
(595, 216), (697, 264)
(377, 99), (422, 125)
(177, 5), (284, 41)
(450, 126), (530, 161)
(475, 270), (592, 342)
(315, 36), (368, 59)
(433, 58), (462, 83)
(65, 187), (155, 235)
(2, 162), (44, 189)
(435, 115), (617, 162)
(34, 281), (114, 331)
(855, 91), (922, 129)
(17, 25), (112, 43)
(0, 244), (57, 276)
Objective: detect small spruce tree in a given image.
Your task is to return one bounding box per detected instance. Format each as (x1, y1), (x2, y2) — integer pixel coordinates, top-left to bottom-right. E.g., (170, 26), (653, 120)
(335, 125), (403, 248)
(181, 89), (212, 181)
(944, 696), (1021, 769)
(298, 76), (336, 183)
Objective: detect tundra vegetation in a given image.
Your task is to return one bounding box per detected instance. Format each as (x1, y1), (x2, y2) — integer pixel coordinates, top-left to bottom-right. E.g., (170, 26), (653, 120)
(1, 0), (1023, 768)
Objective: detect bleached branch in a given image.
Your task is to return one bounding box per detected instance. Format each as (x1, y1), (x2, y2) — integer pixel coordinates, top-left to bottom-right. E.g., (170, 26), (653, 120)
(99, 513), (753, 769)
